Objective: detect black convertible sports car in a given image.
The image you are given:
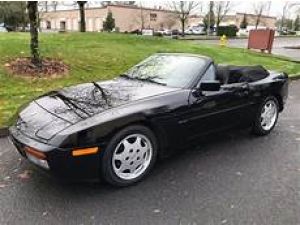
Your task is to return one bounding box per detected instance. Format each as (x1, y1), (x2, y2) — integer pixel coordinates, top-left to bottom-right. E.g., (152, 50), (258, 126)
(9, 53), (288, 186)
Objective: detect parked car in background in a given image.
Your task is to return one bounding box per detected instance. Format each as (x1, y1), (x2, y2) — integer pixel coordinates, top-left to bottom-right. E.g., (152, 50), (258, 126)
(185, 26), (206, 35)
(171, 29), (181, 36)
(156, 29), (172, 36)
(0, 27), (7, 32)
(129, 29), (142, 35)
(184, 28), (193, 35)
(280, 29), (296, 35)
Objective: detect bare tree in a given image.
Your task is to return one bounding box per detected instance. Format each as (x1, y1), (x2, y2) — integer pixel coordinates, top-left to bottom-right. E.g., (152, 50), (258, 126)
(131, 2), (146, 32)
(280, 2), (300, 31)
(252, 2), (271, 29)
(77, 1), (87, 32)
(51, 1), (59, 11)
(170, 1), (199, 36)
(139, 2), (146, 30)
(215, 1), (232, 30)
(40, 1), (49, 12)
(164, 15), (177, 29)
(203, 1), (215, 35)
(27, 1), (40, 66)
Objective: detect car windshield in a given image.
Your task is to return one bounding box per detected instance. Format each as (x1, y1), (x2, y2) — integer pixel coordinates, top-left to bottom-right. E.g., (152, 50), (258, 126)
(122, 55), (207, 88)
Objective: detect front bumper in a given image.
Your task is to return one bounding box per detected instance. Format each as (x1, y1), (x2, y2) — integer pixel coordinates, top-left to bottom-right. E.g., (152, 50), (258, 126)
(9, 129), (101, 180)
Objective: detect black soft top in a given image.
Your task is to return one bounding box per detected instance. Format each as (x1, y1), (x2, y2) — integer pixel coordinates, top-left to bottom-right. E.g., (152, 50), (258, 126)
(216, 65), (269, 84)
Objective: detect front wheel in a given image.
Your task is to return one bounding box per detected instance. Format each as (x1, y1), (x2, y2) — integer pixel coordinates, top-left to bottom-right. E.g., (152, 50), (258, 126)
(252, 96), (279, 136)
(100, 125), (158, 187)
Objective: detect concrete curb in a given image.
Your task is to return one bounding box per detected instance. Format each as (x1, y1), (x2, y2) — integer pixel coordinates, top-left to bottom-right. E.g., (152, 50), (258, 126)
(290, 75), (300, 80)
(0, 127), (9, 138)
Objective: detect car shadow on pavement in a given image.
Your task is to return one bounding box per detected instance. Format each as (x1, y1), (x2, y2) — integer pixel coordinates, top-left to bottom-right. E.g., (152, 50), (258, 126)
(23, 128), (267, 193)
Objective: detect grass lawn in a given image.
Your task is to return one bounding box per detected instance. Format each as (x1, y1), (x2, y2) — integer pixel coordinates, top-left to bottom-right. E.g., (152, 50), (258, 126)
(0, 32), (300, 127)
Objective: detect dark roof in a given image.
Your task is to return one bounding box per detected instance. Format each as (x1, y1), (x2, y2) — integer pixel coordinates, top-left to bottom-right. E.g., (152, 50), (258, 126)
(42, 4), (178, 14)
(236, 12), (276, 20)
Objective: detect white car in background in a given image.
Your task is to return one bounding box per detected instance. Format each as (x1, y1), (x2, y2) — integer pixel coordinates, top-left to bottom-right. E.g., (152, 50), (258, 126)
(156, 29), (172, 36)
(0, 27), (7, 32)
(185, 26), (206, 35)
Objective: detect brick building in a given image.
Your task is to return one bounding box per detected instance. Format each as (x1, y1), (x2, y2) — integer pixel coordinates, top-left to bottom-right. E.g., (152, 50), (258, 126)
(40, 4), (277, 32)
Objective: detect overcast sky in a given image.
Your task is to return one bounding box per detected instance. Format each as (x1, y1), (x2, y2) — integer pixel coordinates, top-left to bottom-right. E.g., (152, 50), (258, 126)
(53, 1), (300, 18)
(148, 1), (300, 18)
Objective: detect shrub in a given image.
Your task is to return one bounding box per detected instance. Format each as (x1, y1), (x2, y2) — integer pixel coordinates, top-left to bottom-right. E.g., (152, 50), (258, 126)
(217, 25), (238, 37)
(103, 11), (115, 32)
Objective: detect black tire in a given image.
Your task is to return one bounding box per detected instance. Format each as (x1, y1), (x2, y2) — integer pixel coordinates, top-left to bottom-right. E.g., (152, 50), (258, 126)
(100, 125), (158, 187)
(252, 96), (279, 136)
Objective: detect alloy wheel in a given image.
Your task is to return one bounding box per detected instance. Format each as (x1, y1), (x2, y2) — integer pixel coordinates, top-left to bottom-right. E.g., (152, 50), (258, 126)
(112, 134), (153, 180)
(260, 100), (278, 131)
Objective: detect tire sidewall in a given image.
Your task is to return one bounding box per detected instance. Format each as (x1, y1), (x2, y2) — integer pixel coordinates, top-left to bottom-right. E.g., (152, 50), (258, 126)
(100, 125), (158, 187)
(253, 96), (279, 135)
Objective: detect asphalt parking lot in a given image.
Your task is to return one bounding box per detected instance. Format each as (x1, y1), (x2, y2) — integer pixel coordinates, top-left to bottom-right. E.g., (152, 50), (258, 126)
(0, 81), (300, 225)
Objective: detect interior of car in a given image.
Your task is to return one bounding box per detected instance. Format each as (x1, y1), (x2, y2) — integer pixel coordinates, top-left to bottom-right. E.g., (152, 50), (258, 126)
(216, 65), (270, 85)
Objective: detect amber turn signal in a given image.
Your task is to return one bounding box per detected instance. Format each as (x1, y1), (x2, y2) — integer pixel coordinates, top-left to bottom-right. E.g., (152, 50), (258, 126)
(72, 147), (99, 157)
(24, 147), (46, 160)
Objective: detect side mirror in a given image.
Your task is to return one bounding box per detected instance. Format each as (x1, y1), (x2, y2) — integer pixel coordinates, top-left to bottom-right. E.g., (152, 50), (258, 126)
(200, 81), (221, 92)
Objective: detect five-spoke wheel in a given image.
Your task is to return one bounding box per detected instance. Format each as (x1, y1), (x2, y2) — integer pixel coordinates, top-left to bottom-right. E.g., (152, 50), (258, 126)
(112, 134), (153, 180)
(101, 125), (157, 186)
(252, 96), (279, 135)
(260, 100), (278, 131)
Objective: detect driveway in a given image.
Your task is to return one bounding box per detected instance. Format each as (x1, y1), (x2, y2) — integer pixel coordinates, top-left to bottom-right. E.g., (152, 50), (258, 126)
(1, 81), (300, 225)
(195, 37), (300, 61)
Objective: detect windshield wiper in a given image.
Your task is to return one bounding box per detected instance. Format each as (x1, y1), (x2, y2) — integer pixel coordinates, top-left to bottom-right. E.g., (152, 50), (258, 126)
(134, 77), (166, 86)
(120, 74), (166, 86)
(50, 91), (91, 118)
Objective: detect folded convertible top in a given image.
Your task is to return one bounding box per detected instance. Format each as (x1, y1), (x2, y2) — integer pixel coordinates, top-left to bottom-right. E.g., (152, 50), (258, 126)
(216, 65), (269, 84)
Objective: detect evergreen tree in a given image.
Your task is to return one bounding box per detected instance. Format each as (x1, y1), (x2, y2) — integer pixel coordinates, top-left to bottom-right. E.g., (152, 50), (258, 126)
(103, 11), (115, 32)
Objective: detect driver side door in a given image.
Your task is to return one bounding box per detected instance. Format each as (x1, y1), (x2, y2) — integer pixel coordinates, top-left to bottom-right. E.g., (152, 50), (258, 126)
(183, 64), (251, 142)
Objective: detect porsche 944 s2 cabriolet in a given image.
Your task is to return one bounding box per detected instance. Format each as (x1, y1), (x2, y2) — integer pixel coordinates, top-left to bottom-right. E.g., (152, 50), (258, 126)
(9, 53), (289, 186)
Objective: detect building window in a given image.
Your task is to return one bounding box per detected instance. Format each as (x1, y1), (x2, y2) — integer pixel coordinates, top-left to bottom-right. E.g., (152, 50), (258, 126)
(60, 21), (66, 31)
(150, 13), (157, 21)
(46, 21), (51, 29)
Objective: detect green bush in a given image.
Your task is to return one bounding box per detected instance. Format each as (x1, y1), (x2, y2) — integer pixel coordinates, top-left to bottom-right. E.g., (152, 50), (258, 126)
(153, 32), (163, 37)
(103, 11), (115, 32)
(217, 25), (238, 37)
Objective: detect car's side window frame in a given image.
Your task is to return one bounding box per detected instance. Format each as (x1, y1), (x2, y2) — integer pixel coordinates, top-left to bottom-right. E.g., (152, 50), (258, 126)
(196, 63), (217, 88)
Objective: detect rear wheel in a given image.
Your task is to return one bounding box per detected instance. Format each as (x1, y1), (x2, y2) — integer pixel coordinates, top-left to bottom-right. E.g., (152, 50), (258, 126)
(252, 96), (279, 136)
(101, 125), (158, 187)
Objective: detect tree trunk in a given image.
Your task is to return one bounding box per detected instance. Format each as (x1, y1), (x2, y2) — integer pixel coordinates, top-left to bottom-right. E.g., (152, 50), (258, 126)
(255, 16), (260, 29)
(77, 1), (86, 32)
(27, 1), (41, 66)
(140, 7), (144, 31)
(181, 19), (185, 37)
(216, 21), (220, 35)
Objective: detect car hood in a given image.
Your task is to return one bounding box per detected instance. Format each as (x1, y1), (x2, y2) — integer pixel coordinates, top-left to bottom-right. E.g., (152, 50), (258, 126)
(15, 77), (178, 141)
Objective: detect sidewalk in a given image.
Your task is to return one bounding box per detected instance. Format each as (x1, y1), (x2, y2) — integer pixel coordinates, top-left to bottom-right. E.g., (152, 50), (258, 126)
(192, 37), (300, 62)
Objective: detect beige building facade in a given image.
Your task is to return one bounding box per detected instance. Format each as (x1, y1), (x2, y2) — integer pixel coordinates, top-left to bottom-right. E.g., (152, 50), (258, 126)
(41, 5), (182, 32)
(40, 4), (277, 32)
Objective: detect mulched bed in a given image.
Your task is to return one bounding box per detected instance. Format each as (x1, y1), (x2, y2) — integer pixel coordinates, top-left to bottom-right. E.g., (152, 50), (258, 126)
(5, 57), (69, 77)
